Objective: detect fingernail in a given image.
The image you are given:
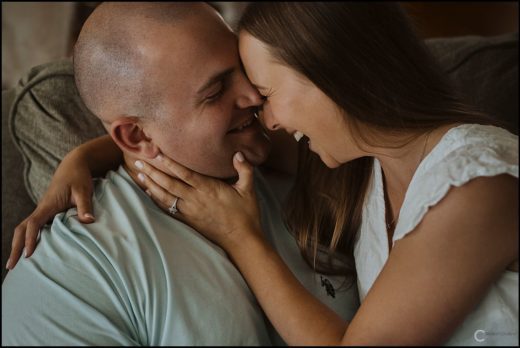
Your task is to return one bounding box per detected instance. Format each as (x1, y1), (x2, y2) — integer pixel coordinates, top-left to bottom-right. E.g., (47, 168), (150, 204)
(84, 213), (95, 220)
(135, 160), (144, 169)
(145, 189), (152, 196)
(6, 258), (11, 269)
(24, 250), (27, 258)
(235, 152), (245, 162)
(138, 173), (145, 182)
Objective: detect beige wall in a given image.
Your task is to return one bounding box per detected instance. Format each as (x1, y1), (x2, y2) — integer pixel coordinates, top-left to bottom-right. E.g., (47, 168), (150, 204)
(2, 2), (76, 89)
(1, 2), (249, 90)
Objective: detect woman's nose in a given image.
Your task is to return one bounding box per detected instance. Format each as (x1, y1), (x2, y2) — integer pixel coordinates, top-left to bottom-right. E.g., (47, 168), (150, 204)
(257, 108), (279, 131)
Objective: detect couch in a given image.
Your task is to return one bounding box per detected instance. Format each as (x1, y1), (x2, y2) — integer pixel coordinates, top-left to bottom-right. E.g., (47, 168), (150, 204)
(2, 33), (518, 281)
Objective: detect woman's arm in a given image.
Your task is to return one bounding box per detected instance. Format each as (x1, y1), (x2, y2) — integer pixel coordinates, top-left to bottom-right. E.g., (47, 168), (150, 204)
(7, 134), (122, 270)
(79, 134), (123, 177)
(136, 154), (518, 345)
(228, 234), (348, 345)
(342, 174), (518, 344)
(231, 175), (518, 345)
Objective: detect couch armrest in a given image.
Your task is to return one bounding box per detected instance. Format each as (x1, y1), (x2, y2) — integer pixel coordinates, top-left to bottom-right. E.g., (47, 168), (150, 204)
(2, 89), (36, 282)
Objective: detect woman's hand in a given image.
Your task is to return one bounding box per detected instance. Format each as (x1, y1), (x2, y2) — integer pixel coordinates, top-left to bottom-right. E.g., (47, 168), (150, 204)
(135, 152), (264, 252)
(6, 135), (123, 270)
(7, 150), (96, 270)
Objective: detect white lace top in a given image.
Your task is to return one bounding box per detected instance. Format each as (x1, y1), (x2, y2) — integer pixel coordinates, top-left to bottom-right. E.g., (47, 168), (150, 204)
(354, 124), (518, 345)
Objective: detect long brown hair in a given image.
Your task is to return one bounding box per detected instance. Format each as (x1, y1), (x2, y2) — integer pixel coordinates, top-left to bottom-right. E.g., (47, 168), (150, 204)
(238, 2), (497, 287)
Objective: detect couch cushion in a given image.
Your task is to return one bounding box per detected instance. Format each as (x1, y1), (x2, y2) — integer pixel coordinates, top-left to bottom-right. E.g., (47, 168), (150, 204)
(425, 32), (518, 134)
(8, 58), (106, 204)
(2, 89), (37, 281)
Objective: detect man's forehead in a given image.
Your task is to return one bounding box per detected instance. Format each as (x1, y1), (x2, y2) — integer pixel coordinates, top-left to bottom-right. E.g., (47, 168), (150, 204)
(146, 22), (239, 103)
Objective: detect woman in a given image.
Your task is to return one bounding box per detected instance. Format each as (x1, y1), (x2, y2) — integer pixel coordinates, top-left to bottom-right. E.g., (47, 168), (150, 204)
(8, 3), (518, 345)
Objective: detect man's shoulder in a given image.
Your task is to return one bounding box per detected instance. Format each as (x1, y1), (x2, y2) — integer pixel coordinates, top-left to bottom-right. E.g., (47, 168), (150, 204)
(1, 168), (163, 345)
(43, 165), (233, 280)
(52, 167), (140, 242)
(23, 166), (161, 284)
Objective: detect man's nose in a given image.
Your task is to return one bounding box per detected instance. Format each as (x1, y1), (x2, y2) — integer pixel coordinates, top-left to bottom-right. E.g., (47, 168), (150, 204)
(236, 89), (263, 109)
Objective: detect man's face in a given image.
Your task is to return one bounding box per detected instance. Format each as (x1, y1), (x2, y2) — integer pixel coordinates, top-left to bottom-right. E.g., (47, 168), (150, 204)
(140, 10), (271, 179)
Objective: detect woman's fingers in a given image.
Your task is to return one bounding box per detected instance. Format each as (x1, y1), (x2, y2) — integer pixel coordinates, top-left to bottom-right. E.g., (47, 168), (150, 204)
(20, 213), (45, 260)
(7, 209), (46, 269)
(146, 185), (189, 225)
(233, 152), (255, 194)
(72, 185), (95, 223)
(7, 194), (73, 269)
(7, 221), (27, 269)
(155, 154), (203, 188)
(140, 172), (188, 216)
(135, 159), (192, 198)
(23, 220), (41, 258)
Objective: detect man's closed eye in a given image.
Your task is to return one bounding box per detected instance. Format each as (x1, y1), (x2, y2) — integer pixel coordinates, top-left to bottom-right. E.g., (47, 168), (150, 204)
(206, 81), (227, 104)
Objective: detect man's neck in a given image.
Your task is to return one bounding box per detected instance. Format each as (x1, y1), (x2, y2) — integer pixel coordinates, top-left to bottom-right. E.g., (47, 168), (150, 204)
(122, 154), (239, 192)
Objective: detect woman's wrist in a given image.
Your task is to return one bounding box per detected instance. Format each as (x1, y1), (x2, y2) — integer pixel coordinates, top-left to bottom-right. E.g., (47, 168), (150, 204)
(225, 228), (271, 264)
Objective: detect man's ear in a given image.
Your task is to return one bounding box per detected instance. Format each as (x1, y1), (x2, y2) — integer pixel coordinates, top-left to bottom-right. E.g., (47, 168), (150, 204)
(110, 117), (160, 159)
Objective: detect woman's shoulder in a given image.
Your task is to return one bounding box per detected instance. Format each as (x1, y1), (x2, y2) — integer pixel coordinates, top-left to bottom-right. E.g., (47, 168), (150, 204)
(414, 123), (517, 188)
(394, 124), (518, 243)
(425, 123), (518, 170)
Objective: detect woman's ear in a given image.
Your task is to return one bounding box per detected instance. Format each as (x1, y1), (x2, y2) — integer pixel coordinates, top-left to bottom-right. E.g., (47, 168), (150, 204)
(109, 117), (160, 159)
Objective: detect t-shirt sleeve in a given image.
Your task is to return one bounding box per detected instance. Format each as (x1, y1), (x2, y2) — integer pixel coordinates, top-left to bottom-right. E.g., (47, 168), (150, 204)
(1, 220), (140, 345)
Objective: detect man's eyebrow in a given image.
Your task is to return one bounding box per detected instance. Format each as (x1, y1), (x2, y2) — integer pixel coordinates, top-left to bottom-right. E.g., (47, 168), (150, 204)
(196, 67), (235, 95)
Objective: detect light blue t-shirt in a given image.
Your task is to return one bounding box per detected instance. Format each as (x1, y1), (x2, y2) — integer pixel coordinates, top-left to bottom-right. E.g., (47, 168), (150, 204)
(2, 166), (359, 345)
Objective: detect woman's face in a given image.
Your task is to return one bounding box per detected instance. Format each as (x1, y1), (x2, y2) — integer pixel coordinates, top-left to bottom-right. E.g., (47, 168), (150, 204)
(238, 31), (355, 168)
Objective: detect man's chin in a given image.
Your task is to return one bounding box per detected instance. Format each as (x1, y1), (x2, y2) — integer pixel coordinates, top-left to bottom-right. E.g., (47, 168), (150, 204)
(206, 147), (270, 180)
(213, 141), (271, 181)
(241, 138), (272, 167)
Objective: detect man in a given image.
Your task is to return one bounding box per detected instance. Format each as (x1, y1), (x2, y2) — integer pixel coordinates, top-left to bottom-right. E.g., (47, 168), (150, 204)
(2, 2), (358, 345)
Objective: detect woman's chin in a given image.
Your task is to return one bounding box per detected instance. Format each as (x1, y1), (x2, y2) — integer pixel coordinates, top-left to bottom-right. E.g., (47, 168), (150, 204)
(323, 160), (341, 169)
(317, 152), (342, 169)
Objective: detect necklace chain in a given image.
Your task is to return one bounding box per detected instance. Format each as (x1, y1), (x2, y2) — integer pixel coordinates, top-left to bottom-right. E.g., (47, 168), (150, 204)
(386, 130), (432, 229)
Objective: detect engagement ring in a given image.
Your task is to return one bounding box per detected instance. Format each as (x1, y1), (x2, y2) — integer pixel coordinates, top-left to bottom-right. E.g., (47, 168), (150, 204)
(169, 196), (179, 215)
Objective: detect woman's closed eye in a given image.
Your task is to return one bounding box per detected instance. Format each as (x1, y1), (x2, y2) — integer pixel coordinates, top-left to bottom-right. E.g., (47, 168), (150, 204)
(260, 87), (273, 101)
(256, 90), (273, 113)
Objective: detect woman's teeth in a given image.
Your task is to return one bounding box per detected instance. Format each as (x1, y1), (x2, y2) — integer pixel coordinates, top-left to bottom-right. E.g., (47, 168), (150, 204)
(293, 131), (304, 142)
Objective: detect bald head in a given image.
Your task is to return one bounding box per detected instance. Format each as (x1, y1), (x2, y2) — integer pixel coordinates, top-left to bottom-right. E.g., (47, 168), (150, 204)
(73, 2), (223, 122)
